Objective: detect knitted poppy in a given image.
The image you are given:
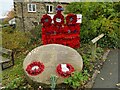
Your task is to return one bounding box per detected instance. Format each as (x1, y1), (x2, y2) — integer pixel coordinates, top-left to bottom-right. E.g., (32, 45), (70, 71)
(66, 14), (77, 25)
(41, 14), (52, 27)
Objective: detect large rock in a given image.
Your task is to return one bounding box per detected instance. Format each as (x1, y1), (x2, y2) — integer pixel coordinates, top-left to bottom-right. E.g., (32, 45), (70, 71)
(23, 44), (83, 86)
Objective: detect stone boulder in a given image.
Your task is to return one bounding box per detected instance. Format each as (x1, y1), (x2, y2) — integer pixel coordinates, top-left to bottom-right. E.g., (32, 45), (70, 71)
(23, 44), (83, 87)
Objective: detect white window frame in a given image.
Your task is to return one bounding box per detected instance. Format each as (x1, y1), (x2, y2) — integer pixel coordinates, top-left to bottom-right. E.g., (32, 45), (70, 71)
(46, 4), (54, 14)
(27, 4), (36, 12)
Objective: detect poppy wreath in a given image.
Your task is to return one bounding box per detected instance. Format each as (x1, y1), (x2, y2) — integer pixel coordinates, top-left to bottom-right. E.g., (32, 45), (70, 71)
(53, 13), (64, 26)
(26, 61), (45, 76)
(41, 14), (52, 27)
(66, 14), (77, 25)
(56, 63), (74, 78)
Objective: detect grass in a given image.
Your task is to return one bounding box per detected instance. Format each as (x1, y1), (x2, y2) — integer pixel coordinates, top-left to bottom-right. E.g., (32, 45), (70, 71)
(2, 53), (26, 86)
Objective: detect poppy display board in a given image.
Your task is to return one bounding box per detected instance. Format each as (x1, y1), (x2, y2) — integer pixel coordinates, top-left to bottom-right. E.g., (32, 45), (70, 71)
(41, 6), (81, 48)
(42, 25), (80, 48)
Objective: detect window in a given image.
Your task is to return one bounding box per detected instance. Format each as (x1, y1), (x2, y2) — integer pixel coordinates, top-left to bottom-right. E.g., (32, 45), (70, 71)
(28, 4), (36, 12)
(46, 5), (54, 13)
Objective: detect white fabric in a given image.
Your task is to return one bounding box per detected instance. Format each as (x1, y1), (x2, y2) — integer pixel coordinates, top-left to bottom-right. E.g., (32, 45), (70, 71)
(77, 14), (82, 23)
(61, 64), (69, 72)
(56, 18), (61, 22)
(32, 66), (39, 70)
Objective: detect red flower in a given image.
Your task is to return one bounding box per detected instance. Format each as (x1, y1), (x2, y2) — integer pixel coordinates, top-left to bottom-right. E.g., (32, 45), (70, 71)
(56, 64), (74, 78)
(26, 61), (45, 76)
(56, 5), (64, 14)
(66, 14), (77, 25)
(53, 13), (64, 26)
(41, 14), (52, 27)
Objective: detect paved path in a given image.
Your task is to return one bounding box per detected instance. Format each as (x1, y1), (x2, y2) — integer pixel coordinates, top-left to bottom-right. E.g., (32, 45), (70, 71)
(92, 49), (119, 89)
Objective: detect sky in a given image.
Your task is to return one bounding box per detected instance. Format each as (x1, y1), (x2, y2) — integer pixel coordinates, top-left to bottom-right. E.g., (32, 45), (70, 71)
(0, 0), (13, 18)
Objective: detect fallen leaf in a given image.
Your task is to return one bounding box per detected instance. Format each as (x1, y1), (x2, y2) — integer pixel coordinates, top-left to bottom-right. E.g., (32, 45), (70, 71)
(116, 83), (120, 87)
(109, 73), (112, 75)
(97, 71), (100, 74)
(100, 77), (104, 80)
(98, 65), (100, 68)
(100, 63), (103, 65)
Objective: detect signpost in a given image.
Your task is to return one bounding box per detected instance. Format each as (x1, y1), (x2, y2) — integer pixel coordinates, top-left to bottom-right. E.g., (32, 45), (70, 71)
(91, 34), (104, 62)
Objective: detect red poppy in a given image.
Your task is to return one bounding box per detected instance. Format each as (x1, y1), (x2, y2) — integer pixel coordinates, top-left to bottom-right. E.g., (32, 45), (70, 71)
(66, 14), (77, 25)
(53, 13), (64, 26)
(41, 14), (52, 27)
(26, 61), (45, 76)
(56, 64), (74, 78)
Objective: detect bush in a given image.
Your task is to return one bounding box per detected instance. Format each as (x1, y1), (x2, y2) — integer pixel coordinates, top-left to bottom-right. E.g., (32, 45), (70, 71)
(64, 70), (89, 89)
(2, 28), (30, 53)
(29, 25), (42, 49)
(65, 2), (120, 48)
(4, 77), (25, 90)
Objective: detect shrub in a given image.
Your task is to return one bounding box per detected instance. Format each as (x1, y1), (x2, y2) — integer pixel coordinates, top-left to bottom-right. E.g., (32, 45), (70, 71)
(65, 2), (120, 48)
(64, 70), (89, 89)
(2, 28), (30, 53)
(29, 24), (42, 49)
(3, 77), (27, 90)
(82, 54), (94, 72)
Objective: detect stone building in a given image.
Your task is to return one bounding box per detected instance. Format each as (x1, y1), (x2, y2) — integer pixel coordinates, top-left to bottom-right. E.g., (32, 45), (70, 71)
(14, 0), (69, 31)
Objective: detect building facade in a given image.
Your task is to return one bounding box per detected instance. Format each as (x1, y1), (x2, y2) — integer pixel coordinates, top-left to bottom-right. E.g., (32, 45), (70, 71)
(14, 1), (68, 31)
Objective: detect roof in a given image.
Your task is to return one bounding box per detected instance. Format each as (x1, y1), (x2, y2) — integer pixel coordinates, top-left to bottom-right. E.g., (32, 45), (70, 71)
(0, 16), (7, 20)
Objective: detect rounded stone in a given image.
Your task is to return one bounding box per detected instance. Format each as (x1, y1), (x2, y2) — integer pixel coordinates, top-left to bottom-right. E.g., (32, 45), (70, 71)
(23, 44), (83, 86)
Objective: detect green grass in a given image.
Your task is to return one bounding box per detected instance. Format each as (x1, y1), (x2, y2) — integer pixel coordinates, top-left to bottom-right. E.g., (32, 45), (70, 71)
(2, 54), (26, 86)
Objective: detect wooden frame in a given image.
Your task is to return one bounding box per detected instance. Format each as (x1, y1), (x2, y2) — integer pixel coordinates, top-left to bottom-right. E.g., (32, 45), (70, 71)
(0, 48), (14, 70)
(27, 3), (37, 12)
(91, 34), (104, 62)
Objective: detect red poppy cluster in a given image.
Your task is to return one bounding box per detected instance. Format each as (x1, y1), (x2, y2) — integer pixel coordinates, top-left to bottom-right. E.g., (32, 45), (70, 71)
(41, 24), (80, 48)
(66, 14), (77, 25)
(26, 61), (44, 76)
(56, 64), (74, 78)
(41, 6), (81, 48)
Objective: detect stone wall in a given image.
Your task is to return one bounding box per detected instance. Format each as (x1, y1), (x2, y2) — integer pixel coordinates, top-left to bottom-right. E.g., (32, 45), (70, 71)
(14, 2), (68, 31)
